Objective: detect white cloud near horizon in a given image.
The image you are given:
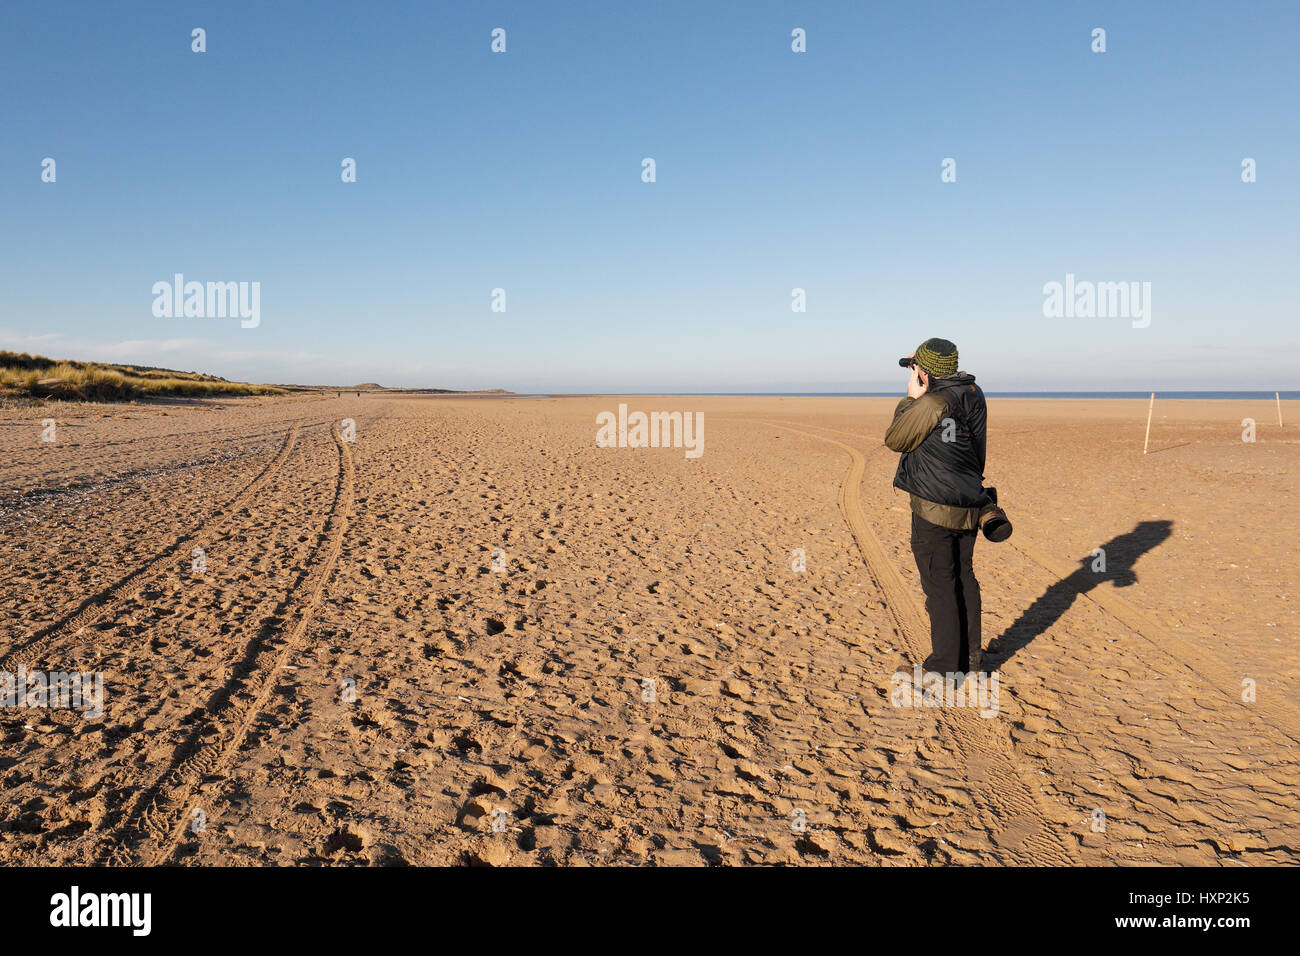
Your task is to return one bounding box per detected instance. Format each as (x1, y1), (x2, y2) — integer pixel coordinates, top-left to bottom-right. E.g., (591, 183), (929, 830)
(3, 329), (1294, 393)
(0, 330), (499, 390)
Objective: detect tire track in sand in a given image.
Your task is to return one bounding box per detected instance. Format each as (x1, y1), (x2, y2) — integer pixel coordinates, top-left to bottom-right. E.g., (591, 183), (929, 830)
(0, 425), (300, 671)
(754, 419), (1077, 865)
(95, 423), (355, 866)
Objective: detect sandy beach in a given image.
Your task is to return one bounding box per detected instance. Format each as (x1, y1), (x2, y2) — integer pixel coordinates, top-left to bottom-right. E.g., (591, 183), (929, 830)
(1, 393), (1296, 866)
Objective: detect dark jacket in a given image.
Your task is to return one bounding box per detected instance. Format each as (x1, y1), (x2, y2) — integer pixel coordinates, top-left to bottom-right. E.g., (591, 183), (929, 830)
(883, 372), (990, 530)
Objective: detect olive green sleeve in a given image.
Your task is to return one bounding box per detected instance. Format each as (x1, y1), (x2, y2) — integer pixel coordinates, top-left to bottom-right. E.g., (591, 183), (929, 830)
(883, 393), (945, 453)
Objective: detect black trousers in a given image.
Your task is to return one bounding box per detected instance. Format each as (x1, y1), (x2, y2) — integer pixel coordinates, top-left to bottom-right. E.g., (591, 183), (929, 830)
(910, 513), (981, 673)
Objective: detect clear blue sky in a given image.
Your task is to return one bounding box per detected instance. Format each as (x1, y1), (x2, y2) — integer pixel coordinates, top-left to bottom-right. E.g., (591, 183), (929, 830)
(2, 0), (1296, 391)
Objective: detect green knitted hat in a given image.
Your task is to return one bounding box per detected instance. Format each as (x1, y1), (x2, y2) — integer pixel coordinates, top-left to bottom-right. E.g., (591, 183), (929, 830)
(912, 338), (958, 378)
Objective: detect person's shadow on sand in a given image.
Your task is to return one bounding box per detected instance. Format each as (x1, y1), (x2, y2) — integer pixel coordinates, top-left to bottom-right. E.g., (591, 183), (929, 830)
(983, 519), (1173, 670)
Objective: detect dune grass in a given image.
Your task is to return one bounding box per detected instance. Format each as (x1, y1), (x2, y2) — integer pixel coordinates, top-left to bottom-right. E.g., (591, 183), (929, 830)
(0, 351), (285, 402)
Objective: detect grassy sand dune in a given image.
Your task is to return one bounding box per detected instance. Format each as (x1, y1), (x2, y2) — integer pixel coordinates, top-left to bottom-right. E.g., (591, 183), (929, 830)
(0, 350), (285, 401)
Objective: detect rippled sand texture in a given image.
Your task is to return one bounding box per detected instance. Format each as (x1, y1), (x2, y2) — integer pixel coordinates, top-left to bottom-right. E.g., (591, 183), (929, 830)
(1, 393), (1296, 865)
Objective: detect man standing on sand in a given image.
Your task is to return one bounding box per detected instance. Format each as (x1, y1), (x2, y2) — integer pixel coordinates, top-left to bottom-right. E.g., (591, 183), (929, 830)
(884, 338), (1009, 674)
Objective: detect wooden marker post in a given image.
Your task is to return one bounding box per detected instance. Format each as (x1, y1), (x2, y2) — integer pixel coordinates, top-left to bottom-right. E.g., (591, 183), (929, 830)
(1277, 391), (1284, 428)
(1143, 391), (1155, 454)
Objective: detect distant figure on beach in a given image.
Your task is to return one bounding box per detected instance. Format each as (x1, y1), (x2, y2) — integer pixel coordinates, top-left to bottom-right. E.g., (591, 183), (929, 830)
(885, 338), (1009, 673)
